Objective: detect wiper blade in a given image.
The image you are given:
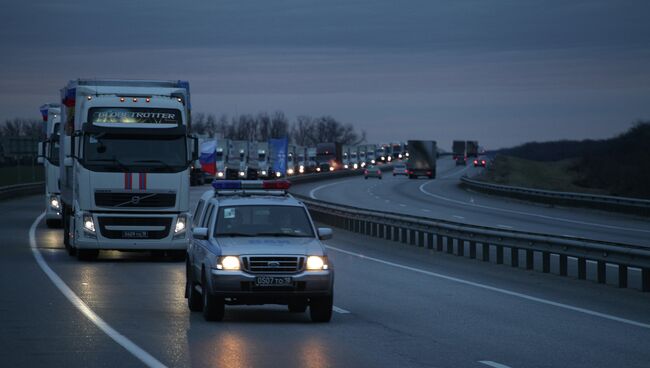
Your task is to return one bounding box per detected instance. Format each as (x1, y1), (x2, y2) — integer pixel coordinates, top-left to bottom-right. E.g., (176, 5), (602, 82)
(133, 159), (174, 170)
(255, 232), (310, 238)
(215, 232), (255, 237)
(91, 157), (129, 171)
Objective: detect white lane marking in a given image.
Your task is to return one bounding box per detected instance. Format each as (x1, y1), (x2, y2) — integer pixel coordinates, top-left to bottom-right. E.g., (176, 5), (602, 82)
(479, 361), (512, 368)
(326, 244), (650, 330)
(374, 196), (381, 200)
(419, 182), (650, 234)
(29, 213), (166, 368)
(399, 204), (407, 207)
(333, 306), (351, 314)
(452, 215), (465, 219)
(421, 209), (431, 212)
(309, 180), (354, 199)
(384, 200), (390, 203)
(497, 224), (514, 229)
(441, 165), (469, 179)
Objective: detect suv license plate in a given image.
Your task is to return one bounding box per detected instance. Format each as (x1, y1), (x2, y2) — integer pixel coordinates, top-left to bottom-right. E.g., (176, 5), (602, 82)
(255, 276), (292, 287)
(122, 231), (148, 239)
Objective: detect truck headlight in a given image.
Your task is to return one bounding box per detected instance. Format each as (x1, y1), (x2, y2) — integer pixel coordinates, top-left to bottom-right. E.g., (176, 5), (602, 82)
(239, 171), (246, 177)
(275, 171), (282, 178)
(329, 166), (335, 171)
(174, 215), (187, 234)
(299, 166), (305, 173)
(371, 160), (376, 164)
(261, 170), (267, 176)
(217, 171), (224, 178)
(316, 167), (321, 172)
(287, 168), (294, 175)
(306, 256), (328, 271)
(353, 163), (358, 169)
(216, 256), (240, 270)
(380, 156), (385, 160)
(83, 213), (95, 233)
(49, 195), (61, 210)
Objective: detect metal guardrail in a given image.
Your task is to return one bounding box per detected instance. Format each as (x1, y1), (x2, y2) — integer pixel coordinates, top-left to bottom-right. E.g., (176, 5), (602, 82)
(460, 176), (650, 216)
(0, 182), (44, 201)
(293, 193), (650, 292)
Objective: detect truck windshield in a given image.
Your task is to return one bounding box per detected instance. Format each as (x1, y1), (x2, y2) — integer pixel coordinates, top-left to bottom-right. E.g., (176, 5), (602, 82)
(214, 205), (314, 238)
(82, 134), (187, 172)
(215, 151), (224, 160)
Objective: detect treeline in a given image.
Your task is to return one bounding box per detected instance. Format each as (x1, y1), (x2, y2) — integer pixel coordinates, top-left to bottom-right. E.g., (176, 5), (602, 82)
(191, 111), (366, 146)
(497, 122), (650, 198)
(0, 118), (43, 139)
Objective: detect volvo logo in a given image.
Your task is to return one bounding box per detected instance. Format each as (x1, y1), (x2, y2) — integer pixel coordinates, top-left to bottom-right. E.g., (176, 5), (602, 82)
(267, 261), (280, 268)
(130, 196), (141, 204)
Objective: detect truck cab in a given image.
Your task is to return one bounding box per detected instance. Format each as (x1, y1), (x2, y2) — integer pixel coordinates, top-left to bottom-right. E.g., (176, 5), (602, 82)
(38, 104), (63, 228)
(58, 79), (197, 260)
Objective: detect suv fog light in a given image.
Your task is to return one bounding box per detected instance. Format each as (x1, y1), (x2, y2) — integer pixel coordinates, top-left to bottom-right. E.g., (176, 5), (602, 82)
(83, 213), (95, 233)
(217, 256), (240, 270)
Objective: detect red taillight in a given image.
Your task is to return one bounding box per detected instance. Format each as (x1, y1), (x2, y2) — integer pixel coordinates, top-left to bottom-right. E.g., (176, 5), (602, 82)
(364, 170), (368, 174)
(474, 160), (478, 164)
(262, 180), (291, 190)
(482, 160), (486, 164)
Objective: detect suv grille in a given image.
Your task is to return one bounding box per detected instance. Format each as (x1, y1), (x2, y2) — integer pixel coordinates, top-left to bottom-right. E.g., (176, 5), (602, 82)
(95, 192), (176, 208)
(242, 256), (304, 274)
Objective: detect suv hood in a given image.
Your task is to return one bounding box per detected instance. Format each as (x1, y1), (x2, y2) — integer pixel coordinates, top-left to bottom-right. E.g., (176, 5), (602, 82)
(214, 237), (324, 256)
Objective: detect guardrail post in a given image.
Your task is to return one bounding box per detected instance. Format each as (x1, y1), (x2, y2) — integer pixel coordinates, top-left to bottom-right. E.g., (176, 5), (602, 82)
(410, 229), (416, 245)
(577, 258), (587, 279)
(526, 250), (534, 270)
(642, 269), (650, 292)
(482, 243), (489, 262)
(618, 265), (628, 288)
(510, 247), (519, 267)
(469, 241), (476, 259)
(436, 235), (444, 252)
(559, 255), (568, 276)
(427, 233), (434, 249)
(447, 237), (454, 254)
(496, 246), (504, 264)
(597, 261), (606, 284)
(458, 240), (465, 256)
(542, 252), (550, 273)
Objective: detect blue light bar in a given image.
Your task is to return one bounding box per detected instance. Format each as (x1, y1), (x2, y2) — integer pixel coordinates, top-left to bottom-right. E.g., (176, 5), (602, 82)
(212, 180), (242, 190)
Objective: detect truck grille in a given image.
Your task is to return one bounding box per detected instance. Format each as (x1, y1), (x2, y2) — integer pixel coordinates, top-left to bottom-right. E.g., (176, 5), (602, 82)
(242, 256), (304, 274)
(95, 192), (176, 208)
(97, 216), (172, 239)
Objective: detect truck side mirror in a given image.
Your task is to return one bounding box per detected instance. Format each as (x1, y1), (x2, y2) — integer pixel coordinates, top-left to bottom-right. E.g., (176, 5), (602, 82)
(64, 157), (74, 166)
(37, 141), (46, 164)
(191, 136), (199, 162)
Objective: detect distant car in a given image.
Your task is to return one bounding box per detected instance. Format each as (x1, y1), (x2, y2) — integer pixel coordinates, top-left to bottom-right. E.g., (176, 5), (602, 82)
(456, 157), (467, 166)
(186, 180), (334, 323)
(473, 158), (487, 167)
(392, 163), (408, 176)
(364, 165), (382, 179)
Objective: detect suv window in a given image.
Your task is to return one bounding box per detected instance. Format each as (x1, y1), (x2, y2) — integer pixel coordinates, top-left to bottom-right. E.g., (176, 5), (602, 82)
(193, 200), (205, 226)
(202, 203), (214, 228)
(214, 205), (314, 238)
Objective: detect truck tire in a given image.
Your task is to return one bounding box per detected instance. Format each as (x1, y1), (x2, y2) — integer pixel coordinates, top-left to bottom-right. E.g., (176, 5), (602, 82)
(309, 295), (333, 323)
(63, 206), (76, 256)
(202, 274), (224, 321)
(46, 219), (62, 228)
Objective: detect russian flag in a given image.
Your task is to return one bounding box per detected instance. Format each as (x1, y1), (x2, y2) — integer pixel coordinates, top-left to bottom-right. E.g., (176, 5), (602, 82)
(62, 87), (76, 107)
(40, 105), (49, 122)
(199, 140), (217, 176)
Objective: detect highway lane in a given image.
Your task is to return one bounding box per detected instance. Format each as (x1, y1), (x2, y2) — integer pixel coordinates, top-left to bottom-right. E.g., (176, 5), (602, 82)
(4, 186), (650, 367)
(291, 159), (650, 246)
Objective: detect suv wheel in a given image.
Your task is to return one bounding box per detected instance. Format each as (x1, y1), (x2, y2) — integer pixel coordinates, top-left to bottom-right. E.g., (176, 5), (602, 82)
(309, 295), (333, 323)
(288, 301), (308, 313)
(202, 275), (224, 321)
(186, 263), (203, 312)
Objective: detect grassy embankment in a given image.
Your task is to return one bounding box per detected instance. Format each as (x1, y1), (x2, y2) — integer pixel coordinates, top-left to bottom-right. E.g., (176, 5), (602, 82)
(0, 166), (44, 186)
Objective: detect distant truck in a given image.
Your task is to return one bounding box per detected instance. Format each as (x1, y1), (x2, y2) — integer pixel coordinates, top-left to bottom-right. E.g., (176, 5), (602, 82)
(286, 144), (296, 175)
(452, 140), (466, 160)
(37, 103), (63, 228)
(214, 139), (229, 179)
(248, 141), (270, 179)
(466, 140), (479, 158)
(296, 146), (307, 174)
(376, 145), (388, 163)
(366, 144), (377, 165)
(226, 140), (249, 179)
(306, 147), (318, 173)
(342, 145), (351, 169)
(406, 140), (436, 179)
(391, 142), (403, 160)
(316, 142), (342, 172)
(58, 79), (196, 260)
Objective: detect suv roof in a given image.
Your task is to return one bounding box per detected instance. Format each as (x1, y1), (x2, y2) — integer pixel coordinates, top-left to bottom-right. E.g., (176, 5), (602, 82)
(210, 194), (303, 207)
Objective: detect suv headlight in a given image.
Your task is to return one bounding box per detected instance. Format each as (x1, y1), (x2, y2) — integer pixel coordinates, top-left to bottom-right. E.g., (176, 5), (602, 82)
(216, 256), (240, 270)
(83, 213), (95, 233)
(174, 215), (187, 234)
(306, 256), (328, 271)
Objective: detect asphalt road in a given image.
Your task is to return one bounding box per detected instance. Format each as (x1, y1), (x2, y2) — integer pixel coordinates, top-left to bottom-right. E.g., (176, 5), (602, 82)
(290, 158), (650, 246)
(2, 185), (650, 368)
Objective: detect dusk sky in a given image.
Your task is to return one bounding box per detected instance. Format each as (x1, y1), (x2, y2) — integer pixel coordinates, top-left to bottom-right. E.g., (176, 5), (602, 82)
(2, 0), (649, 150)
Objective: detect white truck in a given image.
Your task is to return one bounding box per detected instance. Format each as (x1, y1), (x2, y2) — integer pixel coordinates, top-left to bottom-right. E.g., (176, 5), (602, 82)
(366, 144), (377, 165)
(58, 79), (197, 260)
(249, 141), (270, 179)
(214, 139), (229, 179)
(226, 140), (249, 179)
(38, 103), (63, 228)
(286, 144), (296, 175)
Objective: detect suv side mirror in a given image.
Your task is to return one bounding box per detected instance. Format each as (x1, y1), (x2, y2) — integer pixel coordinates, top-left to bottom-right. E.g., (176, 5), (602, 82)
(192, 227), (208, 240)
(317, 227), (333, 240)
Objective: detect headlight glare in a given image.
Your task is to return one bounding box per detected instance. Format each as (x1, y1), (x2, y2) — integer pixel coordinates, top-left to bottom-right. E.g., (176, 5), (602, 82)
(306, 256), (326, 270)
(49, 196), (60, 210)
(217, 256), (240, 270)
(174, 215), (187, 234)
(83, 213), (95, 233)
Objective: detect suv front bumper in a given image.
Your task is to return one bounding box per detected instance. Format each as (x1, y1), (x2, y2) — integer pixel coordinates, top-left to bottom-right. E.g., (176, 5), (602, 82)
(208, 269), (333, 299)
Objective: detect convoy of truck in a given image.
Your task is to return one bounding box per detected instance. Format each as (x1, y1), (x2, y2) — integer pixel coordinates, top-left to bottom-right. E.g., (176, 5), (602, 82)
(37, 103), (63, 228)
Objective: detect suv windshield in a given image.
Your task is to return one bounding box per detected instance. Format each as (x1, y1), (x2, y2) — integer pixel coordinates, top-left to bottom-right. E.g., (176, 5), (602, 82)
(214, 205), (314, 238)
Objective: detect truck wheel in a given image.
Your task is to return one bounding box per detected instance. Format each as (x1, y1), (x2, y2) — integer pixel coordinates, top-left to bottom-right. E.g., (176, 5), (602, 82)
(77, 249), (99, 261)
(63, 208), (76, 256)
(46, 219), (62, 228)
(202, 274), (224, 321)
(288, 301), (308, 313)
(186, 262), (203, 312)
(309, 295), (333, 323)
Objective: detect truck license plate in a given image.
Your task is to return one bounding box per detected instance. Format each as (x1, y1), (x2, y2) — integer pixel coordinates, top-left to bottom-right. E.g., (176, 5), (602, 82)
(122, 231), (148, 239)
(254, 276), (292, 287)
